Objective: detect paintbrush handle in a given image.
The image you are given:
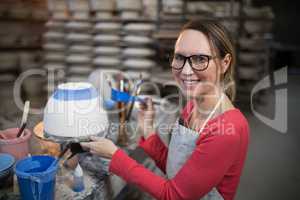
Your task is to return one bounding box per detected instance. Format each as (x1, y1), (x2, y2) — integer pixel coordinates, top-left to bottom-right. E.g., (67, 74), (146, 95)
(16, 123), (26, 138)
(47, 144), (70, 170)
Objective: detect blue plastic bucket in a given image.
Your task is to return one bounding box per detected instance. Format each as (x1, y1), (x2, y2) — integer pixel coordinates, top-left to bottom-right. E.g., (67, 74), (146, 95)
(15, 155), (58, 200)
(0, 153), (15, 189)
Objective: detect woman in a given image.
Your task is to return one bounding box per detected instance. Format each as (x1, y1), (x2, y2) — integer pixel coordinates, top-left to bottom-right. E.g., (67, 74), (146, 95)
(81, 20), (249, 200)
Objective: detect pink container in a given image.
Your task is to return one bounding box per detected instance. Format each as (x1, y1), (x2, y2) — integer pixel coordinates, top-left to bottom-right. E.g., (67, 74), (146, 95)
(0, 128), (32, 160)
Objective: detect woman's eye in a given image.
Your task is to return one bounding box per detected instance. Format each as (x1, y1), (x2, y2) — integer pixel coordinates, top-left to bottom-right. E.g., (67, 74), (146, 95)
(174, 54), (185, 61)
(193, 55), (206, 63)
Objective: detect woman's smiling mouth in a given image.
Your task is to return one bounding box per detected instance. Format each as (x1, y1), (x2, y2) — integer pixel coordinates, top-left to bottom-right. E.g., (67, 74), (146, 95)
(181, 79), (201, 88)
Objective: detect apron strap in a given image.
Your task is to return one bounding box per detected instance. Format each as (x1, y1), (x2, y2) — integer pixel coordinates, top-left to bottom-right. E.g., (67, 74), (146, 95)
(166, 94), (225, 146)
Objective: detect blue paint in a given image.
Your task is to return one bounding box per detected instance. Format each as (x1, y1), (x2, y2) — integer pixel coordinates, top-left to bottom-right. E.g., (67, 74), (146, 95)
(103, 99), (117, 109)
(53, 87), (98, 101)
(110, 88), (145, 103)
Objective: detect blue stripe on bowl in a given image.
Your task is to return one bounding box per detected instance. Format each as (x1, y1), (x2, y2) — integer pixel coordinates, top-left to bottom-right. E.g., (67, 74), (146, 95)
(53, 87), (98, 101)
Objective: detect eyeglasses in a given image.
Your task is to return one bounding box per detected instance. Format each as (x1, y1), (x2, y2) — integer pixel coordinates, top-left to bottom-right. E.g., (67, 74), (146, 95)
(170, 53), (217, 71)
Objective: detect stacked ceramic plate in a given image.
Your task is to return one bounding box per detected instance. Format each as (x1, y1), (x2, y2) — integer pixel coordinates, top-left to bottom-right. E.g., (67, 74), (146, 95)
(65, 21), (93, 33)
(163, 0), (183, 14)
(44, 22), (65, 53)
(48, 0), (69, 20)
(116, 0), (142, 20)
(43, 18), (66, 92)
(93, 22), (122, 70)
(43, 63), (66, 93)
(122, 22), (157, 81)
(68, 0), (90, 20)
(64, 16), (94, 82)
(43, 15), (66, 64)
(90, 0), (115, 20)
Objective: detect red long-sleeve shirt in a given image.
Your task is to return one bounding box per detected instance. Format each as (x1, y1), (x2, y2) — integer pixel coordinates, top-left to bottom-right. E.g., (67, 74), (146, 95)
(109, 102), (249, 200)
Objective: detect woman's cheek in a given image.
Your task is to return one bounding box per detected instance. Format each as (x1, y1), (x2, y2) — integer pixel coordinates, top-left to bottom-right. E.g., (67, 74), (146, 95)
(172, 70), (182, 85)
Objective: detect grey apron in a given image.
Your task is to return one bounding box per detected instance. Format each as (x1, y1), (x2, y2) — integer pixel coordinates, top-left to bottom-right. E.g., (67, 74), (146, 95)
(165, 95), (224, 200)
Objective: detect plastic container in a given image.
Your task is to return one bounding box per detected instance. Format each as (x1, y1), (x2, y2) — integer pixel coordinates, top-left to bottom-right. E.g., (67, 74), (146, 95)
(72, 164), (84, 192)
(0, 128), (32, 160)
(15, 155), (58, 200)
(0, 153), (15, 189)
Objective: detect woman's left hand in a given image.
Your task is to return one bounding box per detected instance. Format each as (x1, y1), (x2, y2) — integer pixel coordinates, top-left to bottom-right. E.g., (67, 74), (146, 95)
(80, 136), (119, 159)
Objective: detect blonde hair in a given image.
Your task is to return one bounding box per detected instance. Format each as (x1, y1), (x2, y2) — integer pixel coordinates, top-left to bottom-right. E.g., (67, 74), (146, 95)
(181, 20), (236, 101)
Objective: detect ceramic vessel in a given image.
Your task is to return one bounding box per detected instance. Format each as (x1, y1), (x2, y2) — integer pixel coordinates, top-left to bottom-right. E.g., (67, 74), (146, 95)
(43, 82), (109, 138)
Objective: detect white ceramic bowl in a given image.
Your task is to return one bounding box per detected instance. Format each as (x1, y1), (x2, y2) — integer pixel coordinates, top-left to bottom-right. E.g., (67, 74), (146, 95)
(43, 32), (65, 41)
(66, 33), (92, 43)
(123, 59), (155, 70)
(94, 11), (113, 20)
(124, 23), (155, 32)
(120, 11), (140, 20)
(94, 46), (121, 55)
(94, 22), (122, 32)
(116, 0), (142, 11)
(123, 35), (153, 45)
(45, 21), (65, 32)
(94, 34), (121, 44)
(93, 56), (121, 66)
(65, 21), (92, 31)
(90, 0), (115, 11)
(123, 48), (155, 57)
(43, 82), (109, 138)
(69, 45), (93, 53)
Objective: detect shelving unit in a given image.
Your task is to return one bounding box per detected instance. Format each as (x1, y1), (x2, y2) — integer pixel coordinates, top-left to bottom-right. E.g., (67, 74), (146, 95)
(42, 0), (159, 93)
(0, 0), (275, 106)
(0, 0), (48, 118)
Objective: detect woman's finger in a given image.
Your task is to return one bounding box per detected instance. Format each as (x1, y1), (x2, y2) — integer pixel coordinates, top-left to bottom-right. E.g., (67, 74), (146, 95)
(90, 136), (103, 142)
(146, 98), (153, 111)
(90, 150), (99, 155)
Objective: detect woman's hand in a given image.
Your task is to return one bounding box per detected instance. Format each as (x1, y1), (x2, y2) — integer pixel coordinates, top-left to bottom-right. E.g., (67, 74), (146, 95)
(80, 136), (118, 159)
(137, 98), (155, 139)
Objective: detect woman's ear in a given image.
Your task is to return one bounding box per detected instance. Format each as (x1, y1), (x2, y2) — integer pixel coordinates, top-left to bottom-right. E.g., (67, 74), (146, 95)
(221, 54), (231, 74)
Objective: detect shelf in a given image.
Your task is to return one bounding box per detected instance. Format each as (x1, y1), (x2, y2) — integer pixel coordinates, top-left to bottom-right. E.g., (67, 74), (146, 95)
(0, 46), (42, 51)
(184, 0), (242, 2)
(0, 17), (46, 23)
(153, 31), (179, 40)
(49, 17), (157, 23)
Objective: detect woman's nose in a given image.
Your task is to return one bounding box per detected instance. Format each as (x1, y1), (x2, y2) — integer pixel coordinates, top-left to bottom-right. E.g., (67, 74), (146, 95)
(181, 60), (194, 75)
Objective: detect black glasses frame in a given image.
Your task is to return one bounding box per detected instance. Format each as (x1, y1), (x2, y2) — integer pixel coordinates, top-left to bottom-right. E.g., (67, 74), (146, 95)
(170, 53), (217, 71)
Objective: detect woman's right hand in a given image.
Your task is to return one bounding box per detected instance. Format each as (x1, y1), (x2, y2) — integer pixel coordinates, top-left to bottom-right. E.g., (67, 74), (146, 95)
(137, 98), (155, 139)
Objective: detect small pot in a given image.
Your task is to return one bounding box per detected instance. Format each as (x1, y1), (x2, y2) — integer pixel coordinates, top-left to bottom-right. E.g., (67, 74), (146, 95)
(0, 128), (32, 160)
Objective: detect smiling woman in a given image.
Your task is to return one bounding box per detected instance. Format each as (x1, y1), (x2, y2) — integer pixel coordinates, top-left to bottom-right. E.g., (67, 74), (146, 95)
(81, 20), (249, 200)
(172, 21), (236, 102)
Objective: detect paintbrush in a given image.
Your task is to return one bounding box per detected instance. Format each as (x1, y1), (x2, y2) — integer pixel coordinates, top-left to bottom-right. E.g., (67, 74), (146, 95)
(126, 73), (143, 121)
(16, 101), (30, 138)
(117, 76), (128, 146)
(47, 142), (70, 170)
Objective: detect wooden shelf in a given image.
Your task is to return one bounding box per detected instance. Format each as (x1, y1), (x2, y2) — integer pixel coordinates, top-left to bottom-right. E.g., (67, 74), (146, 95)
(0, 46), (42, 51)
(49, 17), (156, 23)
(0, 17), (46, 23)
